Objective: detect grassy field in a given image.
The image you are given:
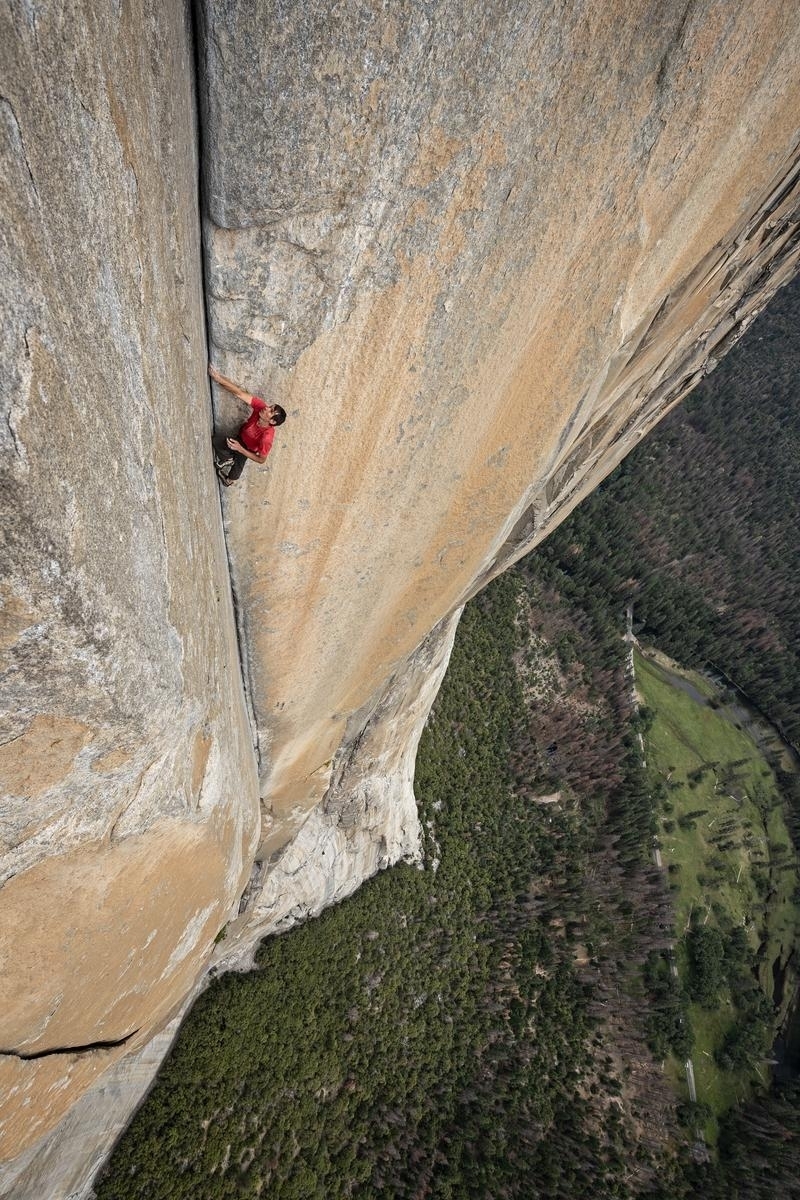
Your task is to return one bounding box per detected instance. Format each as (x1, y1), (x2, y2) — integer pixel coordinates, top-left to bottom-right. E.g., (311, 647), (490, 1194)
(635, 649), (800, 1135)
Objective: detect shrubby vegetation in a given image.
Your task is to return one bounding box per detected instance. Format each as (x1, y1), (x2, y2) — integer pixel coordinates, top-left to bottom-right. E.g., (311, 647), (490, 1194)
(685, 926), (726, 1007)
(641, 950), (693, 1061)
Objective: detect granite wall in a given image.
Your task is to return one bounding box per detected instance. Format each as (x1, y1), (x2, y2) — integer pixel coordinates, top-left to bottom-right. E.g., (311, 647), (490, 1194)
(1, 0), (799, 1194)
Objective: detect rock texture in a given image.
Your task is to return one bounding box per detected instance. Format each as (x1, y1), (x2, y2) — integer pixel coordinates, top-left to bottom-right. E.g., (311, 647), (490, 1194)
(0, 0), (258, 1170)
(2, 0), (800, 1195)
(216, 611), (461, 963)
(0, 1013), (186, 1200)
(198, 0), (800, 955)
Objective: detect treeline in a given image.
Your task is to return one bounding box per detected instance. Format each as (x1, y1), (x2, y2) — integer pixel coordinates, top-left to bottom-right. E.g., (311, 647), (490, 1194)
(97, 567), (684, 1199)
(683, 918), (773, 1071)
(684, 1080), (800, 1199)
(532, 275), (800, 1196)
(537, 274), (800, 750)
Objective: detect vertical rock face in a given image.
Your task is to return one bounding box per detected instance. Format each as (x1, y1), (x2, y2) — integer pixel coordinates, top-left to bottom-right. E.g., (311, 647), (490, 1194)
(197, 0), (800, 933)
(0, 0), (259, 1166)
(220, 611), (461, 956)
(2, 0), (800, 1193)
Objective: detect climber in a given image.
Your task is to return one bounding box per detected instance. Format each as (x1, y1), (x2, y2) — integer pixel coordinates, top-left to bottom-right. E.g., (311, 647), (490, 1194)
(208, 363), (287, 486)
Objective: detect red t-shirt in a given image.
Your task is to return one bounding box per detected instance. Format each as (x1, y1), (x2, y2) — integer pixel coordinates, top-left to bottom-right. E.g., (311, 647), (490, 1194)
(238, 396), (275, 458)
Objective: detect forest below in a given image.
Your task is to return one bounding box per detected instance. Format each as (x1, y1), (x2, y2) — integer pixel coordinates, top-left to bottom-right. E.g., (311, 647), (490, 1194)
(540, 276), (800, 752)
(97, 564), (683, 1199)
(534, 272), (800, 1196)
(96, 276), (800, 1199)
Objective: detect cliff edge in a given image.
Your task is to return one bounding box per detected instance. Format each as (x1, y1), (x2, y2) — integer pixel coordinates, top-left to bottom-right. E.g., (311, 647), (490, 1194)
(1, 0), (799, 1195)
(198, 0), (800, 947)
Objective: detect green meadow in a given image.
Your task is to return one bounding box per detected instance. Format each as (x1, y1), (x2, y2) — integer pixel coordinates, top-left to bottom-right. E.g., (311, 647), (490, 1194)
(636, 649), (800, 1136)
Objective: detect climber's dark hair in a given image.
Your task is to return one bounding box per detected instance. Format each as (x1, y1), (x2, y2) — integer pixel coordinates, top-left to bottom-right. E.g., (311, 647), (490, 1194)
(272, 405), (287, 426)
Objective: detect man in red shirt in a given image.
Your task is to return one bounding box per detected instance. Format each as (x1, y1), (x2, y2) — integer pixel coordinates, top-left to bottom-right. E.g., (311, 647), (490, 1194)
(208, 364), (287, 486)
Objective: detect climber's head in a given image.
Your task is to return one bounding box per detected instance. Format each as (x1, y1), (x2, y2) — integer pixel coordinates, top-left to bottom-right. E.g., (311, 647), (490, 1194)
(257, 403), (287, 428)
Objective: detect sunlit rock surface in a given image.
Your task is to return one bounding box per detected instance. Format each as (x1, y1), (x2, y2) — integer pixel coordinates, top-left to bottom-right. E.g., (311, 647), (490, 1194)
(1, 0), (800, 1195)
(198, 0), (800, 947)
(0, 1013), (185, 1200)
(217, 610), (461, 963)
(0, 0), (259, 1172)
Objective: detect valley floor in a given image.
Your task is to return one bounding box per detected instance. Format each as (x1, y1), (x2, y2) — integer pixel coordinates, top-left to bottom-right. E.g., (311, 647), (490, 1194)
(635, 648), (800, 1144)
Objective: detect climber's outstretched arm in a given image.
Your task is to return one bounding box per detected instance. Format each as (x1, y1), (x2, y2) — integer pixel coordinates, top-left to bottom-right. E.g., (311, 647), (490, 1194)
(208, 363), (255, 407)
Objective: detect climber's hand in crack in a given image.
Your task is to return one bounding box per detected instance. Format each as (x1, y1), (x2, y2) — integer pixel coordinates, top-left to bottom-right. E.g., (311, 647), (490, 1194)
(208, 363), (256, 407)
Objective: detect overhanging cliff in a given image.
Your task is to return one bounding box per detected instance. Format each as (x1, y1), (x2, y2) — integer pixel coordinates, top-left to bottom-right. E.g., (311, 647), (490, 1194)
(196, 0), (800, 944)
(1, 0), (799, 1195)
